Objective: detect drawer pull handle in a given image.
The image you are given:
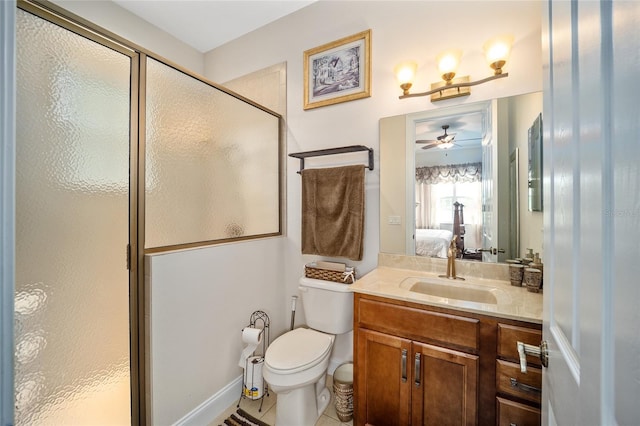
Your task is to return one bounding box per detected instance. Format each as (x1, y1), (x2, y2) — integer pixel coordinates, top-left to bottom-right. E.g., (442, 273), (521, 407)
(510, 377), (541, 394)
(401, 349), (407, 383)
(414, 353), (421, 387)
(517, 340), (549, 373)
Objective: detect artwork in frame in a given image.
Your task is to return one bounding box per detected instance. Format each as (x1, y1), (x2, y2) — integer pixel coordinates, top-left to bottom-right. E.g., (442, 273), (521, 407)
(303, 29), (371, 110)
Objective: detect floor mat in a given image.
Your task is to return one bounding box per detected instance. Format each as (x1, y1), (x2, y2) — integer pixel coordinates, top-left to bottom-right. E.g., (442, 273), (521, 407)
(221, 408), (270, 426)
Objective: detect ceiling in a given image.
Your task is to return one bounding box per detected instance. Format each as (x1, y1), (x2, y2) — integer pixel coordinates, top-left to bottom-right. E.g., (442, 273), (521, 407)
(415, 112), (485, 154)
(113, 0), (316, 52)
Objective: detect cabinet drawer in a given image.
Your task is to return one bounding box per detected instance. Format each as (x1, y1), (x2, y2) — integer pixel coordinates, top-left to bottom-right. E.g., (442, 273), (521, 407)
(497, 324), (542, 365)
(496, 360), (541, 404)
(497, 396), (541, 426)
(357, 297), (479, 351)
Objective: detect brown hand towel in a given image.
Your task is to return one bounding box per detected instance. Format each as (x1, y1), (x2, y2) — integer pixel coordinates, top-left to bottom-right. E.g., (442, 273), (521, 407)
(301, 165), (365, 261)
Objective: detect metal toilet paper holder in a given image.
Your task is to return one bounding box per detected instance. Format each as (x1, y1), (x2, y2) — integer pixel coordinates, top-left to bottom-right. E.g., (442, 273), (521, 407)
(237, 310), (270, 412)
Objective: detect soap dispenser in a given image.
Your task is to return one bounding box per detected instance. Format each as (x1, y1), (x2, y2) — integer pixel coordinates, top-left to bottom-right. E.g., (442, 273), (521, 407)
(532, 252), (541, 264)
(530, 252), (544, 286)
(522, 248), (534, 265)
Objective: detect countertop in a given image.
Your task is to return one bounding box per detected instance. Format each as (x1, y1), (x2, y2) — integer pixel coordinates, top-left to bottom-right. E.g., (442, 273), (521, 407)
(350, 266), (543, 324)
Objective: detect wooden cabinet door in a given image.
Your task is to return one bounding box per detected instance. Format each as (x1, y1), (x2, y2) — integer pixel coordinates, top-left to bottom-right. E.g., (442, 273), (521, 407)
(355, 329), (411, 426)
(496, 397), (541, 426)
(411, 342), (479, 426)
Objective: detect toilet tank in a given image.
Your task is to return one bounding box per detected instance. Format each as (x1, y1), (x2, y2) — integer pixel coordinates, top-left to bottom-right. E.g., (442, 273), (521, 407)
(299, 277), (354, 334)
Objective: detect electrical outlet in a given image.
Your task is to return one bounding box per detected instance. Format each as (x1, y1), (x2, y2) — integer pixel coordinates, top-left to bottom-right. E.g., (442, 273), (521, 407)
(388, 216), (401, 225)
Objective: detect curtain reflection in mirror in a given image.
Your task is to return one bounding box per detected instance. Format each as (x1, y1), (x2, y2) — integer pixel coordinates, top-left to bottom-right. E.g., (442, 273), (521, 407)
(415, 162), (483, 250)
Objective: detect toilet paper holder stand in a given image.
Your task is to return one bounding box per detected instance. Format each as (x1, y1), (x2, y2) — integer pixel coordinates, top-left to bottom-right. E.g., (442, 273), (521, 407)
(237, 310), (270, 411)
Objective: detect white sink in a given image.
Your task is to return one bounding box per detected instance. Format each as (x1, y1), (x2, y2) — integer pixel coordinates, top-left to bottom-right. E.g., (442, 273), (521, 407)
(400, 277), (498, 304)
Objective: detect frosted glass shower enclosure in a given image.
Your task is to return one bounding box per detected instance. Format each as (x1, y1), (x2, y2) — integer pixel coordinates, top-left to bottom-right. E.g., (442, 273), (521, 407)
(14, 1), (281, 423)
(15, 7), (135, 425)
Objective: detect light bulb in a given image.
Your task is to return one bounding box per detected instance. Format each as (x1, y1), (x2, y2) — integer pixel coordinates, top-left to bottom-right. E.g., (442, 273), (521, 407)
(484, 35), (513, 75)
(394, 61), (417, 95)
(436, 50), (462, 83)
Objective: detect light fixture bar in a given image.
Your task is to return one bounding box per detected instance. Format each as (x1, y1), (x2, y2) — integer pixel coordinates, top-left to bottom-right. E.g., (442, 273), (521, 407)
(398, 72), (509, 100)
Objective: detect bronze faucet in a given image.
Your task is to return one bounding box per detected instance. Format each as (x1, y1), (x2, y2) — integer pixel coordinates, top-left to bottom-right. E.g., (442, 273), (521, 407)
(439, 236), (465, 280)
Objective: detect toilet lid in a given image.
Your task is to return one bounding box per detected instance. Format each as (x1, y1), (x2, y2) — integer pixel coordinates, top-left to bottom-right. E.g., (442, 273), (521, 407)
(265, 328), (333, 372)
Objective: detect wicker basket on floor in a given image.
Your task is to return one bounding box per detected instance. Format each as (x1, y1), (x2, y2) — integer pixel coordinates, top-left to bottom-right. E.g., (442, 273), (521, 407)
(333, 363), (354, 422)
(304, 265), (355, 284)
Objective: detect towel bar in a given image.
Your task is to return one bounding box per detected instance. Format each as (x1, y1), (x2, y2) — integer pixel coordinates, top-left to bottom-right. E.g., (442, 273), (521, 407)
(289, 145), (374, 173)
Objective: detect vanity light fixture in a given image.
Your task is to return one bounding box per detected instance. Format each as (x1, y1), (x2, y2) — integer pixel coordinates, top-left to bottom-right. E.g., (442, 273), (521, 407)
(395, 35), (513, 102)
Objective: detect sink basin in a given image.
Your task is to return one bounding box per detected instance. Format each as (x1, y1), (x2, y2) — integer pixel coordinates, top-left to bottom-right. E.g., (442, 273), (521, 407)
(402, 279), (498, 304)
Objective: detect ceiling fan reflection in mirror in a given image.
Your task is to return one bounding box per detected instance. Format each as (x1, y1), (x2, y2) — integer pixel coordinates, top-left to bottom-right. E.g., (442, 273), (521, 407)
(416, 124), (481, 150)
(416, 124), (456, 149)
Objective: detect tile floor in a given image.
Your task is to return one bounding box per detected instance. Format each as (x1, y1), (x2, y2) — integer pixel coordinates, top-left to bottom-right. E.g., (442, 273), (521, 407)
(210, 375), (353, 426)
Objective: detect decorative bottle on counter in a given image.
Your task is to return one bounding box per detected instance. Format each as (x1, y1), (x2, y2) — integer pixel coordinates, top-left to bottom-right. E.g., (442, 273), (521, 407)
(529, 252), (543, 289)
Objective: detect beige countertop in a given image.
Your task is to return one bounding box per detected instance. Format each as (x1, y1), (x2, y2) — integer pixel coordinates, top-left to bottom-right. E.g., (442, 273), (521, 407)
(351, 266), (543, 324)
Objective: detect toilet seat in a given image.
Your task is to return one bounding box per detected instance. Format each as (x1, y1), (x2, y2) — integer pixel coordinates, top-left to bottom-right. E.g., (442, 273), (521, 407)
(265, 328), (333, 374)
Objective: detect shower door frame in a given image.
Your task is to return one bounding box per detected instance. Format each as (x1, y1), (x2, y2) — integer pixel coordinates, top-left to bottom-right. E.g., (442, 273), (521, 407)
(1, 2), (17, 425)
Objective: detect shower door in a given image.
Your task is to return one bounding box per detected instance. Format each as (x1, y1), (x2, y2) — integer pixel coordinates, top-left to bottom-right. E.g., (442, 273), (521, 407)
(15, 6), (136, 424)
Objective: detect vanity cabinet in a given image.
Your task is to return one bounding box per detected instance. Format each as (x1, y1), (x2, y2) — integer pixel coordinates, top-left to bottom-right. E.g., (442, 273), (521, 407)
(353, 293), (542, 426)
(357, 329), (478, 425)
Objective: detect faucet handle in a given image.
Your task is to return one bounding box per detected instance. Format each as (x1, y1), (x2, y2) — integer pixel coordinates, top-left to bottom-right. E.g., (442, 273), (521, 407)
(448, 236), (458, 257)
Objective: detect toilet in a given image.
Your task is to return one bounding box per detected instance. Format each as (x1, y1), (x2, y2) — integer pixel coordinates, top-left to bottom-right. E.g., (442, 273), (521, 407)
(263, 277), (353, 426)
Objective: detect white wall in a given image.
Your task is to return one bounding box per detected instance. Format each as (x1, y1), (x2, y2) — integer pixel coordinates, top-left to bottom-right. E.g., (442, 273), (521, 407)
(42, 1), (544, 423)
(147, 238), (286, 424)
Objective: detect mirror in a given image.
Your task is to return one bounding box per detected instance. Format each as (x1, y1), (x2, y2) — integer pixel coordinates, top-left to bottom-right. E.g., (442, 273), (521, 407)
(379, 91), (543, 263)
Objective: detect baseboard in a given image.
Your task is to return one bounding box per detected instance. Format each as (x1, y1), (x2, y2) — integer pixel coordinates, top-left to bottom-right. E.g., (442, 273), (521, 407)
(174, 375), (242, 426)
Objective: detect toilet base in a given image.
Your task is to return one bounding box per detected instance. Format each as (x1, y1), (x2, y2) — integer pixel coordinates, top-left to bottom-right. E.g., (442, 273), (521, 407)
(273, 378), (331, 426)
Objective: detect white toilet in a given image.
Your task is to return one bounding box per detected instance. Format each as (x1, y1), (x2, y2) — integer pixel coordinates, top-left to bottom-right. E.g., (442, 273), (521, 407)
(263, 277), (353, 426)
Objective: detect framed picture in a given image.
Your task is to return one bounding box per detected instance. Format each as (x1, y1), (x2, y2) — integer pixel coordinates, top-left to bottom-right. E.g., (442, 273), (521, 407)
(303, 29), (371, 110)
